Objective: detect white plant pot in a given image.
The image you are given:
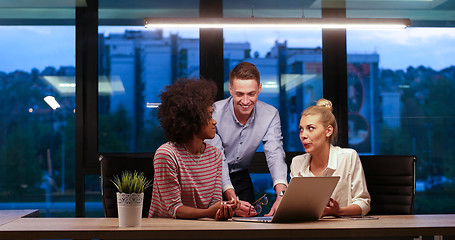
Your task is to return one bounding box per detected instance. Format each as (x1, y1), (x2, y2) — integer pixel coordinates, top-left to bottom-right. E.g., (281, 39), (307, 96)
(116, 192), (144, 227)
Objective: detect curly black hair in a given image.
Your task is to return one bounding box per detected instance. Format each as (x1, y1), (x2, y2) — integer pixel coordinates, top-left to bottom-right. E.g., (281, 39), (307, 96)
(158, 79), (217, 144)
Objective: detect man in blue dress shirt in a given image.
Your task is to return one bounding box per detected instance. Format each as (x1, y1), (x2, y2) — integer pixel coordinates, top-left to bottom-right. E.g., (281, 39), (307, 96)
(206, 62), (288, 217)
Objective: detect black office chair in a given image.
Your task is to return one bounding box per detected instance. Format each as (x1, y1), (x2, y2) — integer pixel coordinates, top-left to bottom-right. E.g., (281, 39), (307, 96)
(99, 153), (155, 218)
(249, 151), (304, 173)
(360, 155), (416, 215)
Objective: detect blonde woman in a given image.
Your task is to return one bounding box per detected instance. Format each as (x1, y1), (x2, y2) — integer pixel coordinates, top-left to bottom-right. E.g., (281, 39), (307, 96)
(290, 99), (371, 217)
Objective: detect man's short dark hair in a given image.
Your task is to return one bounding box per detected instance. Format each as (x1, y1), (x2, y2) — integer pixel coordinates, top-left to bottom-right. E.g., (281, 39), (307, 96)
(229, 62), (260, 85)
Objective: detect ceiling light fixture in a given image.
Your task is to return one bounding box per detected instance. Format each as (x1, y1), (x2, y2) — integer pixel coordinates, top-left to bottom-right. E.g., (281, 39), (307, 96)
(144, 17), (411, 29)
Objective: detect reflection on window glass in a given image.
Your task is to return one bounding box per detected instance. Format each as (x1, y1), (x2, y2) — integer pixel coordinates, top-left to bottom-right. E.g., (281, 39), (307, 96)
(346, 57), (377, 154)
(347, 28), (455, 213)
(85, 175), (103, 217)
(98, 27), (199, 153)
(223, 29), (323, 152)
(0, 26), (75, 217)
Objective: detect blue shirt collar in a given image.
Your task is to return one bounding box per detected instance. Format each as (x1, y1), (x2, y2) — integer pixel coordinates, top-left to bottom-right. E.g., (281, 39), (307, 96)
(227, 96), (256, 127)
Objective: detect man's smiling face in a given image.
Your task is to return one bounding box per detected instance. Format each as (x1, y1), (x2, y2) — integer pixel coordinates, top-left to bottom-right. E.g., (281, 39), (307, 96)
(229, 78), (262, 122)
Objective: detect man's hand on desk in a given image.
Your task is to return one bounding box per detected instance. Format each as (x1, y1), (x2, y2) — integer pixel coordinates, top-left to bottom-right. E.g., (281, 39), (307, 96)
(264, 183), (286, 217)
(234, 200), (256, 217)
(264, 197), (281, 216)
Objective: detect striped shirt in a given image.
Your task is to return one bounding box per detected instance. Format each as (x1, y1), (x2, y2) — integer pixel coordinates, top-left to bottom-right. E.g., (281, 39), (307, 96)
(148, 142), (223, 218)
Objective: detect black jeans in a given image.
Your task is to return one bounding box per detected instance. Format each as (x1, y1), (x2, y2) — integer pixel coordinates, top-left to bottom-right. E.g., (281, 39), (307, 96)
(228, 170), (255, 205)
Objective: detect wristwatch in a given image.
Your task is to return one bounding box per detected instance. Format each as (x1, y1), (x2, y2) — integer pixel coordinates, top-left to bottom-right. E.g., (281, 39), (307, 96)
(278, 190), (286, 197)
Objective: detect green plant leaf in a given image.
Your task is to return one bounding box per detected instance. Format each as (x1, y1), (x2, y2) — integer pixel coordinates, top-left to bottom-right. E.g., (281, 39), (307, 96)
(110, 170), (153, 194)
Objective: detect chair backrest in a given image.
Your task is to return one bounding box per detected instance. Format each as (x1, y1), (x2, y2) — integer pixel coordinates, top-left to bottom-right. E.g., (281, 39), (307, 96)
(360, 155), (416, 215)
(99, 153), (155, 218)
(249, 151), (303, 173)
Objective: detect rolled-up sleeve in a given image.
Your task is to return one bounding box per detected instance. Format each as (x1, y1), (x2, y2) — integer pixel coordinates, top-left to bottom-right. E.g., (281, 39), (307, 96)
(351, 154), (371, 216)
(263, 110), (288, 187)
(206, 132), (233, 192)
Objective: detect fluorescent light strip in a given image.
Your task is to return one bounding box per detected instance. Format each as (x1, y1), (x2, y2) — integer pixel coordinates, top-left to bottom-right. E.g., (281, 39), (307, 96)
(144, 18), (411, 29)
(146, 102), (161, 108)
(44, 96), (61, 110)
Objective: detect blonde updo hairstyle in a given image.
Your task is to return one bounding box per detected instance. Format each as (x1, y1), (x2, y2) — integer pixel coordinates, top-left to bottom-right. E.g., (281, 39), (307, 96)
(301, 98), (338, 144)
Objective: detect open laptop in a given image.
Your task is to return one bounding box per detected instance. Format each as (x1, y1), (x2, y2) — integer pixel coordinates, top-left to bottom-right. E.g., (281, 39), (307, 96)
(232, 176), (340, 223)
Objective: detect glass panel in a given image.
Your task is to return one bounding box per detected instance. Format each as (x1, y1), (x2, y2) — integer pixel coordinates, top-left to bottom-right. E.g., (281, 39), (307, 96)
(95, 0), (200, 217)
(345, 0), (455, 27)
(99, 0), (199, 23)
(98, 27), (199, 153)
(0, 25), (75, 217)
(223, 29), (323, 152)
(85, 175), (103, 217)
(347, 28), (455, 213)
(223, 0), (321, 18)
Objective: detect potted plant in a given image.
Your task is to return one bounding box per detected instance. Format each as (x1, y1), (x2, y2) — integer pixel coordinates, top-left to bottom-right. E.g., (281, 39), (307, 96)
(111, 170), (152, 227)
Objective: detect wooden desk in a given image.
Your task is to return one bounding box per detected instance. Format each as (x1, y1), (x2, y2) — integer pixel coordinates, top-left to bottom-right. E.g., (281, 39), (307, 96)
(0, 214), (454, 240)
(0, 209), (39, 226)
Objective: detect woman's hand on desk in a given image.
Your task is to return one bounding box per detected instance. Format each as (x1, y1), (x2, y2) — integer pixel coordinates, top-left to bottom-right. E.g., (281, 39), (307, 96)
(213, 198), (239, 221)
(221, 190), (256, 217)
(322, 198), (341, 217)
(321, 198), (362, 217)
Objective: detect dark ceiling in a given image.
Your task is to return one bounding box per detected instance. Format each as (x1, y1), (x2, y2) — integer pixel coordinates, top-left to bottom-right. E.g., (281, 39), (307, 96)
(0, 0), (454, 27)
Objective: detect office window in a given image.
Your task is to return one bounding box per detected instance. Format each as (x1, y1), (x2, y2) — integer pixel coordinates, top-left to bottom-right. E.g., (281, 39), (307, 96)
(347, 28), (455, 213)
(98, 27), (199, 153)
(84, 0), (201, 217)
(97, 0), (199, 155)
(85, 175), (103, 217)
(0, 25), (76, 216)
(223, 29), (323, 152)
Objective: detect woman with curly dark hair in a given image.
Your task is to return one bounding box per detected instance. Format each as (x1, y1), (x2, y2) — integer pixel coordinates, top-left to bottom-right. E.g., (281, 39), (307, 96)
(148, 79), (239, 220)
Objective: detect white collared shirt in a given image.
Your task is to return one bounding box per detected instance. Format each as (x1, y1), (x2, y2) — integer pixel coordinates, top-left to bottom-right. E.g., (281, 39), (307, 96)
(290, 145), (371, 216)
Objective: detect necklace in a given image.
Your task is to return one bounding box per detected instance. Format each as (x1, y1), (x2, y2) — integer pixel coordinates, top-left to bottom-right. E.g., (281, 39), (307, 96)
(184, 143), (204, 164)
